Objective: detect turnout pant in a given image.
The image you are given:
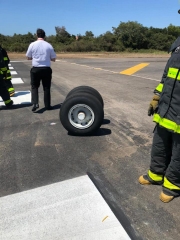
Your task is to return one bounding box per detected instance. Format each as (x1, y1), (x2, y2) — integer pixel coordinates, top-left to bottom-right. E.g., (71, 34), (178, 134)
(0, 75), (11, 104)
(4, 79), (14, 92)
(149, 124), (180, 196)
(2, 68), (15, 94)
(30, 67), (52, 108)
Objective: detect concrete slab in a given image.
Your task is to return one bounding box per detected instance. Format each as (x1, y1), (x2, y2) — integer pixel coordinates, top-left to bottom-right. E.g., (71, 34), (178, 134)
(11, 78), (24, 84)
(0, 175), (131, 240)
(0, 91), (31, 105)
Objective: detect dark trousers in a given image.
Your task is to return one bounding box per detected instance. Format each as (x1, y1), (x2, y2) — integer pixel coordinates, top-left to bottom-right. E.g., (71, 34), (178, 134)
(4, 79), (14, 89)
(0, 75), (10, 103)
(151, 125), (180, 196)
(30, 67), (52, 108)
(2, 68), (14, 92)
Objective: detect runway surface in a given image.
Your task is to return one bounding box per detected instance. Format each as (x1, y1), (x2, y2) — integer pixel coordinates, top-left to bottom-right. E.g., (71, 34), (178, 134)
(1, 56), (179, 240)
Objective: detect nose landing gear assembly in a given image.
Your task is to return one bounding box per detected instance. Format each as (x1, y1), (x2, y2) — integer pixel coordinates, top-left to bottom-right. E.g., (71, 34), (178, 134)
(59, 86), (104, 136)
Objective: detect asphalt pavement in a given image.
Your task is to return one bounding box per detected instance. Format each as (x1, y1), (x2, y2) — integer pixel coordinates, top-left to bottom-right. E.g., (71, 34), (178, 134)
(0, 56), (179, 240)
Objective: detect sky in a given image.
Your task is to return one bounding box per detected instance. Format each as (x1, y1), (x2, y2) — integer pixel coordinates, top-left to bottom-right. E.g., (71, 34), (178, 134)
(2, 0), (180, 37)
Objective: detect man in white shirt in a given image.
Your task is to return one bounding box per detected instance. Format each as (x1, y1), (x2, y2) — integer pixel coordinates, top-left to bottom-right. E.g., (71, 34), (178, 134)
(26, 28), (56, 111)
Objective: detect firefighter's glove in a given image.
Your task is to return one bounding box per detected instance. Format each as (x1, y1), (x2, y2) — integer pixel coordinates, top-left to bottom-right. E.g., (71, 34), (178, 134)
(148, 95), (160, 116)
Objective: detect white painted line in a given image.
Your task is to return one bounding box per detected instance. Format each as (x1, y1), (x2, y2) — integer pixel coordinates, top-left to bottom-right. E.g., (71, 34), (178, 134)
(131, 74), (159, 82)
(10, 71), (17, 75)
(0, 175), (131, 240)
(0, 91), (31, 106)
(106, 70), (118, 73)
(8, 63), (11, 66)
(56, 60), (67, 62)
(11, 78), (24, 84)
(9, 66), (14, 69)
(79, 64), (91, 67)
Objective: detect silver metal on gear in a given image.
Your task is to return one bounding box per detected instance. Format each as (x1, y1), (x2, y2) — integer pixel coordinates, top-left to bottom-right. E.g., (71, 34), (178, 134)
(68, 104), (95, 129)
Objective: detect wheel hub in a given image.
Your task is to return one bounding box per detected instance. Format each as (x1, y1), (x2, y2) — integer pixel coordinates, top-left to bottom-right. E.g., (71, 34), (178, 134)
(68, 104), (95, 129)
(78, 112), (85, 120)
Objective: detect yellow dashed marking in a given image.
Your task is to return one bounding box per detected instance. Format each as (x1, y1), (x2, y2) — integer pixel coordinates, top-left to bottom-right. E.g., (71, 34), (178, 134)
(94, 68), (102, 70)
(120, 63), (149, 75)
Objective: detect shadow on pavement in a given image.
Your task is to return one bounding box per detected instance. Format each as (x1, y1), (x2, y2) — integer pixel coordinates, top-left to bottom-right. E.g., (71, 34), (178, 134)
(13, 91), (30, 97)
(102, 119), (110, 125)
(0, 103), (32, 110)
(68, 128), (111, 137)
(34, 103), (62, 114)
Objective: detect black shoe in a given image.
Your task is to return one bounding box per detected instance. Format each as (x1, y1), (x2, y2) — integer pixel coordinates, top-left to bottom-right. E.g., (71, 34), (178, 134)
(45, 106), (53, 110)
(32, 104), (39, 112)
(6, 100), (13, 108)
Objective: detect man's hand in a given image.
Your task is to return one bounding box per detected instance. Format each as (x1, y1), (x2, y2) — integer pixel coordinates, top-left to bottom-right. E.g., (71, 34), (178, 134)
(148, 95), (160, 116)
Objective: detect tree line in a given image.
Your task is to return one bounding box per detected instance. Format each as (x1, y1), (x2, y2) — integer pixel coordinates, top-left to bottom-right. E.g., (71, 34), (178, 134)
(0, 21), (180, 53)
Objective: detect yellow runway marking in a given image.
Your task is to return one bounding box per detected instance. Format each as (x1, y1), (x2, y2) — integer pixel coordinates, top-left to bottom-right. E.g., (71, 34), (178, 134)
(120, 63), (149, 75)
(94, 68), (102, 70)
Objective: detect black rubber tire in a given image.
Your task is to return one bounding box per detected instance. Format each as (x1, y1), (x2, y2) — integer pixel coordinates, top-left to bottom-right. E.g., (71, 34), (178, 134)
(66, 86), (104, 108)
(60, 92), (104, 135)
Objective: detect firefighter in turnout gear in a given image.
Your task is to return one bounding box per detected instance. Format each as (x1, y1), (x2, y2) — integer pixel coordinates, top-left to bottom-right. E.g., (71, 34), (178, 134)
(139, 38), (180, 203)
(0, 50), (13, 108)
(0, 45), (15, 96)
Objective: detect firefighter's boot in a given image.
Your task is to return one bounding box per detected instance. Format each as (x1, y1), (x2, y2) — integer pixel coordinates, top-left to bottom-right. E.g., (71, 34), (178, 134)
(5, 100), (13, 108)
(138, 175), (152, 185)
(159, 192), (174, 203)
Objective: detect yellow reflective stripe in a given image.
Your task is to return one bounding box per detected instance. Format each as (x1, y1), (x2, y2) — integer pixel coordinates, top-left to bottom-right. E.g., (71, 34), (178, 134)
(177, 73), (180, 80)
(167, 67), (180, 80)
(8, 88), (14, 92)
(3, 57), (8, 61)
(4, 99), (11, 104)
(155, 83), (163, 92)
(1, 67), (7, 71)
(153, 114), (180, 133)
(163, 177), (180, 190)
(148, 170), (163, 182)
(167, 68), (178, 79)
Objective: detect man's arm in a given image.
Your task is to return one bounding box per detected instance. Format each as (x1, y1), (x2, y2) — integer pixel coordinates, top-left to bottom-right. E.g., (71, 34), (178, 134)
(26, 44), (33, 60)
(50, 46), (56, 62)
